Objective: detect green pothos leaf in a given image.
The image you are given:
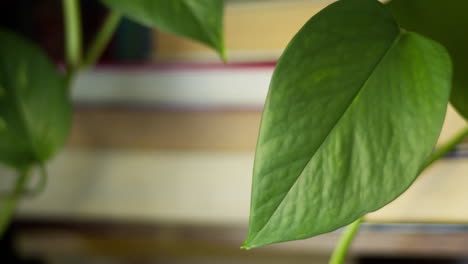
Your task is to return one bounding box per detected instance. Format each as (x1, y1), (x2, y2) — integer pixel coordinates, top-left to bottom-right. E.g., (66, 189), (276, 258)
(101, 0), (226, 60)
(243, 0), (451, 249)
(0, 29), (71, 168)
(387, 0), (468, 120)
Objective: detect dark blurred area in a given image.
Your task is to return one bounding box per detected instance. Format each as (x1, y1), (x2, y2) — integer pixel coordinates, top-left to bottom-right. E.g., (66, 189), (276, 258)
(0, 0), (151, 64)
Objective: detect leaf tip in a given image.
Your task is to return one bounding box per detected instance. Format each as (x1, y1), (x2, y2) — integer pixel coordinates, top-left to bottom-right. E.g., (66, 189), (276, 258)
(218, 43), (228, 63)
(240, 243), (251, 250)
(241, 238), (258, 250)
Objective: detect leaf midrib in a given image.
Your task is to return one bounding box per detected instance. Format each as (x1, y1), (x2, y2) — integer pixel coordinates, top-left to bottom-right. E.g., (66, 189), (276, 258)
(246, 30), (405, 248)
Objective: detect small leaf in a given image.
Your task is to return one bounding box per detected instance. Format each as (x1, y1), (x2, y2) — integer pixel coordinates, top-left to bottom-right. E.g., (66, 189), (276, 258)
(387, 0), (468, 120)
(244, 0), (451, 249)
(0, 29), (71, 168)
(100, 0), (226, 60)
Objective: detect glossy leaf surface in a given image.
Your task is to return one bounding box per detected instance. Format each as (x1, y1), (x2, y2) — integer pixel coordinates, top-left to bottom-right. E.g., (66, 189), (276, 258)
(387, 0), (468, 120)
(101, 0), (225, 59)
(244, 0), (451, 249)
(0, 30), (71, 168)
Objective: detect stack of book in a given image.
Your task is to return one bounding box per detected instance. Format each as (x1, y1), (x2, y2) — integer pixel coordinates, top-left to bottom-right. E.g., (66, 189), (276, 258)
(5, 0), (467, 226)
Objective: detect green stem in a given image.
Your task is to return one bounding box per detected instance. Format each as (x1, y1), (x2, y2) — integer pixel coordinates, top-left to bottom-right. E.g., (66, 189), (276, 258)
(34, 163), (48, 196)
(328, 126), (468, 264)
(62, 0), (83, 71)
(329, 218), (362, 264)
(24, 164), (48, 197)
(0, 168), (31, 237)
(424, 127), (468, 168)
(83, 11), (122, 68)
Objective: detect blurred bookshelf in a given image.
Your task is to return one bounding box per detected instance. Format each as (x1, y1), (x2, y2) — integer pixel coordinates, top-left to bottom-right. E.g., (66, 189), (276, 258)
(8, 219), (468, 263)
(12, 106), (468, 225)
(2, 62), (466, 262)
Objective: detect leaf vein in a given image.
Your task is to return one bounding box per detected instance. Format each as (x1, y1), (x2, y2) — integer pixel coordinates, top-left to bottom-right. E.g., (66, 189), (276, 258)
(247, 29), (404, 246)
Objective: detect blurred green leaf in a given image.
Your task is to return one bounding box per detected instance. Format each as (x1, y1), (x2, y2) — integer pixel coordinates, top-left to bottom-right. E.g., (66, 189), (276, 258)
(0, 29), (71, 168)
(101, 0), (226, 60)
(243, 0), (451, 249)
(387, 0), (468, 120)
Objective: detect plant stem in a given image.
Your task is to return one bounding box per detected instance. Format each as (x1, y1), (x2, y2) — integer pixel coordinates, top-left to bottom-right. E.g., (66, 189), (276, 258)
(83, 11), (122, 68)
(1, 0), (119, 239)
(25, 164), (48, 197)
(62, 0), (83, 71)
(0, 168), (31, 237)
(424, 127), (468, 168)
(328, 126), (468, 264)
(329, 218), (362, 264)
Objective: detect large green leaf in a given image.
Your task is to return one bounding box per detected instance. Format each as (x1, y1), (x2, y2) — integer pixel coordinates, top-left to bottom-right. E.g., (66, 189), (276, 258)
(387, 0), (468, 120)
(0, 29), (71, 168)
(243, 0), (451, 249)
(101, 0), (225, 60)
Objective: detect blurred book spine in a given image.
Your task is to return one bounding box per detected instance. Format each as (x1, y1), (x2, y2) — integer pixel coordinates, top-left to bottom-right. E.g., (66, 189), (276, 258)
(73, 63), (274, 109)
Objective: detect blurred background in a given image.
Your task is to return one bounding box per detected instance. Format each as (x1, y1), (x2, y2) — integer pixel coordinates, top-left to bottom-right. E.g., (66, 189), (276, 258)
(1, 0), (468, 263)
